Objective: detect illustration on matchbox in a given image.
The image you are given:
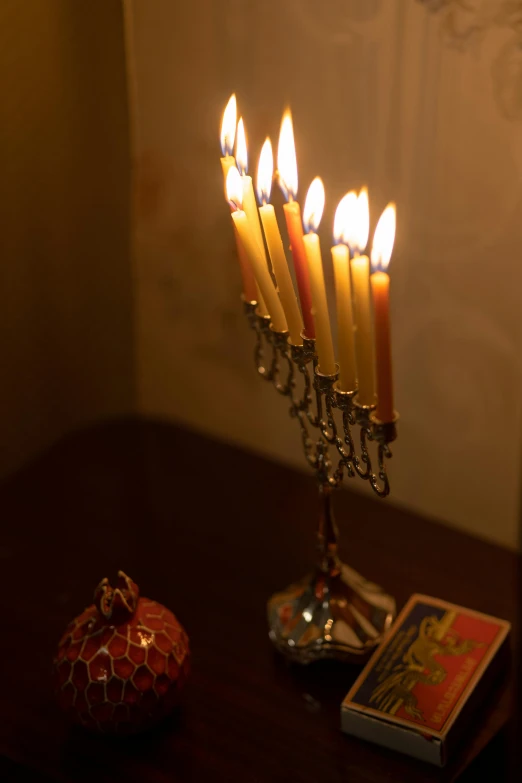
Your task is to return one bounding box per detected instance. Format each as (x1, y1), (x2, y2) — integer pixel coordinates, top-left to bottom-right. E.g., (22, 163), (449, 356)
(370, 613), (483, 720)
(349, 600), (502, 732)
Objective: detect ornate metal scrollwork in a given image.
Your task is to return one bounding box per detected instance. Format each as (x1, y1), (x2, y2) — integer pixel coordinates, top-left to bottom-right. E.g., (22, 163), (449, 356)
(244, 300), (397, 497)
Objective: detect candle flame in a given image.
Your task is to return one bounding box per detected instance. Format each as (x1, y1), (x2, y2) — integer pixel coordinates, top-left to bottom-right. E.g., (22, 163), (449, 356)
(236, 117), (248, 175)
(337, 187), (369, 253)
(256, 138), (273, 205)
(333, 191), (357, 245)
(302, 177), (325, 234)
(277, 110), (298, 202)
(371, 203), (396, 271)
(220, 94), (237, 157)
(226, 166), (243, 211)
(351, 187), (370, 254)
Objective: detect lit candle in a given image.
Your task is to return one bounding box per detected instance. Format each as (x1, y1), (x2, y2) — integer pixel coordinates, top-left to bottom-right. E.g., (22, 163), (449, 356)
(220, 94), (238, 191)
(302, 178), (336, 375)
(236, 118), (269, 316)
(256, 139), (303, 345)
(371, 203), (396, 423)
(219, 95), (257, 302)
(349, 188), (376, 406)
(227, 167), (287, 333)
(332, 192), (357, 391)
(277, 111), (315, 339)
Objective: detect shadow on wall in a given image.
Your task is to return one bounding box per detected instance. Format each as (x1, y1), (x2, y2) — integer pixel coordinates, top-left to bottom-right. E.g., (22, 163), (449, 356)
(0, 0), (135, 477)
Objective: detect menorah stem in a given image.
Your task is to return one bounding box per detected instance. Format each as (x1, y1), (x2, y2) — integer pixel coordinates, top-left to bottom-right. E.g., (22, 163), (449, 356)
(268, 479), (397, 663)
(317, 483), (340, 575)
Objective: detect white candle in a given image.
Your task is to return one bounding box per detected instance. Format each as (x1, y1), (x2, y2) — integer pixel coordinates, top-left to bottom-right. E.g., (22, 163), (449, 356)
(345, 187), (375, 405)
(236, 118), (270, 316)
(302, 177), (336, 375)
(332, 192), (358, 391)
(227, 167), (287, 333)
(256, 138), (303, 345)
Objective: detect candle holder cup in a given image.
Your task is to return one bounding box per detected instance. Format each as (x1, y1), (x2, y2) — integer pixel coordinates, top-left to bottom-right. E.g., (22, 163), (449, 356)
(243, 297), (399, 664)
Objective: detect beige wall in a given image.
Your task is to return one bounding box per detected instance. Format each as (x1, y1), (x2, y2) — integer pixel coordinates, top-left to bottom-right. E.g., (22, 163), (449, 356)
(2, 2), (520, 549)
(128, 0), (522, 549)
(0, 0), (135, 476)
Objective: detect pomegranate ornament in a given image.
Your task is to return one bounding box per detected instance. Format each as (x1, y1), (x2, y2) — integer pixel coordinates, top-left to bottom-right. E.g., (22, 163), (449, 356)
(54, 571), (190, 734)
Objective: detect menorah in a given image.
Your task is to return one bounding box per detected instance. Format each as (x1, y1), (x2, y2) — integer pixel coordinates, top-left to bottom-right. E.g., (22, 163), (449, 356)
(243, 299), (399, 664)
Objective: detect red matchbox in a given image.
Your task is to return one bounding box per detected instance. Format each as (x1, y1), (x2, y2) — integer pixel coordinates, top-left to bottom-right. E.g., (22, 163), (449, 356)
(341, 594), (510, 766)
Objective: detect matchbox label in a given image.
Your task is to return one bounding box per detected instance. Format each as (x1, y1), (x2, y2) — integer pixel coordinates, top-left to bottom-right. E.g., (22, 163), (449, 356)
(349, 600), (503, 732)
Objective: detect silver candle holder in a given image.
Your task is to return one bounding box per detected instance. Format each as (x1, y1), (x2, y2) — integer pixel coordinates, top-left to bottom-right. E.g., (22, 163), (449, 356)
(244, 298), (399, 664)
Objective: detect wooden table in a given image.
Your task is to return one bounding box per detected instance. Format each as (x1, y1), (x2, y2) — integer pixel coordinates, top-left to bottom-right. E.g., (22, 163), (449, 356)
(0, 420), (519, 782)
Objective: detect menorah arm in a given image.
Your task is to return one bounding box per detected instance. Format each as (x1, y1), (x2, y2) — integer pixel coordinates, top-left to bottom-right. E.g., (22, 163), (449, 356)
(243, 298), (398, 496)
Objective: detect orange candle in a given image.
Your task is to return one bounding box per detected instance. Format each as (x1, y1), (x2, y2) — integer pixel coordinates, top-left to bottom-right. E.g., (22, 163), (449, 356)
(370, 203), (396, 423)
(219, 95), (257, 303)
(277, 111), (315, 339)
(231, 212), (257, 302)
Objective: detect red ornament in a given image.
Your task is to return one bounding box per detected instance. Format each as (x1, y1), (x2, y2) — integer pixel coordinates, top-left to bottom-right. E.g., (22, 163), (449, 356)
(54, 571), (190, 734)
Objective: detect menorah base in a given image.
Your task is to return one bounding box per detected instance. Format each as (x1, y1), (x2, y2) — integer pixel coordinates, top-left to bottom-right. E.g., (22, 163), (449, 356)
(267, 562), (396, 665)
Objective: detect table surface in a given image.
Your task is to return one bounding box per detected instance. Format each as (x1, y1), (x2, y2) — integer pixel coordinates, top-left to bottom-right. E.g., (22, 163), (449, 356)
(0, 420), (519, 782)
